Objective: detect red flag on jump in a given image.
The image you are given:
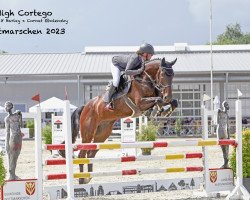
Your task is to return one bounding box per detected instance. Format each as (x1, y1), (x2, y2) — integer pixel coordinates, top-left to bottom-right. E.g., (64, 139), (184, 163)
(31, 94), (40, 103)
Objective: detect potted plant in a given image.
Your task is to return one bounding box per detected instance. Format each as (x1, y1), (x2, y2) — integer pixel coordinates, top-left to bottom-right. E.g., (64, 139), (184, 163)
(229, 128), (250, 192)
(137, 121), (159, 155)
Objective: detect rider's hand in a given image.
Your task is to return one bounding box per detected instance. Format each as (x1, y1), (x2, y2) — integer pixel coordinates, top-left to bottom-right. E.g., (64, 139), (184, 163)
(138, 67), (143, 74)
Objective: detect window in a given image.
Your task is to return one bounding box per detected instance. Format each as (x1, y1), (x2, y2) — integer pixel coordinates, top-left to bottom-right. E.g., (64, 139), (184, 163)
(172, 83), (205, 117)
(226, 82), (250, 117)
(45, 112), (53, 119)
(85, 84), (107, 102)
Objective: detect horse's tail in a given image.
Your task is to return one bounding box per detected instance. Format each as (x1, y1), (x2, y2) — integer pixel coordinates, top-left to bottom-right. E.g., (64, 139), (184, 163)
(58, 105), (85, 158)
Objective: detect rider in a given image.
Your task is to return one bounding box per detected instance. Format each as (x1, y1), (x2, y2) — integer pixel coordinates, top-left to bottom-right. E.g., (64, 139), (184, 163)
(105, 43), (155, 110)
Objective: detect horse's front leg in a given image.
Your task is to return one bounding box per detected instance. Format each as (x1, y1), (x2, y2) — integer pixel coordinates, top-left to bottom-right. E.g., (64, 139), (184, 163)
(158, 99), (178, 117)
(138, 97), (163, 118)
(139, 97), (163, 109)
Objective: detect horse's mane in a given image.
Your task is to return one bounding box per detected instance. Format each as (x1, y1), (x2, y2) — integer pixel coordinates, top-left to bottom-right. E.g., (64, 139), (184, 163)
(144, 58), (161, 67)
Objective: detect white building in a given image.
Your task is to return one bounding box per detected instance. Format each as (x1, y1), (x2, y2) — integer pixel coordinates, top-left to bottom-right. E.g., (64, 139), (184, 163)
(0, 43), (250, 123)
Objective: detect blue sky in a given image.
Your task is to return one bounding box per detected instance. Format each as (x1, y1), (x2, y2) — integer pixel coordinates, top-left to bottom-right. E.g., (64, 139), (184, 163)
(0, 0), (250, 53)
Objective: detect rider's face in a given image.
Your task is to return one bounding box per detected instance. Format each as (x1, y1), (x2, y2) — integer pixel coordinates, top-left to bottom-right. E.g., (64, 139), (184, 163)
(142, 53), (153, 61)
(146, 53), (153, 60)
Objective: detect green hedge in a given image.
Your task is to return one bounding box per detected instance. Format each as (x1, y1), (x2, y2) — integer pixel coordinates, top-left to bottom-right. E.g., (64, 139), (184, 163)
(0, 153), (6, 186)
(42, 125), (52, 144)
(26, 119), (35, 138)
(229, 128), (250, 178)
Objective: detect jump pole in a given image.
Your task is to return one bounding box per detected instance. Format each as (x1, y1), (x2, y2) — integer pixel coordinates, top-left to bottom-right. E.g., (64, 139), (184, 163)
(226, 99), (250, 200)
(201, 104), (222, 195)
(23, 107), (43, 200)
(63, 100), (75, 200)
(54, 100), (248, 199)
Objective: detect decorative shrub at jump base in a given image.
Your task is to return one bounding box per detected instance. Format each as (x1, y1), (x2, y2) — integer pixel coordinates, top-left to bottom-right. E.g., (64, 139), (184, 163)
(229, 128), (250, 178)
(0, 152), (6, 186)
(26, 119), (35, 138)
(42, 125), (52, 144)
(137, 121), (159, 155)
(175, 118), (182, 136)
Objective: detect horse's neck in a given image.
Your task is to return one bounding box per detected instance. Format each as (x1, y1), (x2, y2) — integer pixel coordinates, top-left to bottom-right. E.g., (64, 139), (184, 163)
(144, 64), (159, 80)
(130, 64), (159, 94)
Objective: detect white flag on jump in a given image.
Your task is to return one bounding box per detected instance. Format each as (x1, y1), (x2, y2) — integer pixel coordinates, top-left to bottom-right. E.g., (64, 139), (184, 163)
(203, 94), (211, 102)
(237, 89), (243, 98)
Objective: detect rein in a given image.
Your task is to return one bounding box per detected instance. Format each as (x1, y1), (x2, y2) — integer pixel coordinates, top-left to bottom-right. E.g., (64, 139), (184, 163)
(143, 69), (172, 92)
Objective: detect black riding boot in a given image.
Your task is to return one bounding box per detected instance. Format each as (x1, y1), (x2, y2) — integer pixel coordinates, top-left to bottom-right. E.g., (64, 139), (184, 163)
(105, 84), (117, 110)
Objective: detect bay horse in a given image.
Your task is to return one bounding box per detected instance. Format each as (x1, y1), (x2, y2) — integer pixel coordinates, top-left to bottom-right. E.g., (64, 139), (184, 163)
(60, 57), (177, 184)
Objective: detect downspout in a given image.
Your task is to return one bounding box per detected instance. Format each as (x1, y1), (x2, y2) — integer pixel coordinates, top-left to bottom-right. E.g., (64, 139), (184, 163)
(77, 75), (80, 107)
(225, 73), (229, 101)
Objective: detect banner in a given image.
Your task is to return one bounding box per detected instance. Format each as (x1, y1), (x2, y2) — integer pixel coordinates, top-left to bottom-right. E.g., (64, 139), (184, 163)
(2, 179), (38, 200)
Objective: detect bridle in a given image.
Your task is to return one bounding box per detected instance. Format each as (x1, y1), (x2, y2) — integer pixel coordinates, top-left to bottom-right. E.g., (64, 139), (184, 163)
(143, 65), (173, 93)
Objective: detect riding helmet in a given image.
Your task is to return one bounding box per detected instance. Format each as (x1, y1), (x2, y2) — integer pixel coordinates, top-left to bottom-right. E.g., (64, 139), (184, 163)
(137, 43), (155, 55)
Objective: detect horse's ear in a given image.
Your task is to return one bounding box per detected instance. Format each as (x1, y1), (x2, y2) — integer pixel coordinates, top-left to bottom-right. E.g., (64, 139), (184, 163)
(170, 58), (177, 66)
(161, 57), (166, 66)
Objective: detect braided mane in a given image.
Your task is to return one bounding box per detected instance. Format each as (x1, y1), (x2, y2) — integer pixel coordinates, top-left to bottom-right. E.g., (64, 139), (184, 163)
(144, 58), (161, 68)
(145, 58), (161, 64)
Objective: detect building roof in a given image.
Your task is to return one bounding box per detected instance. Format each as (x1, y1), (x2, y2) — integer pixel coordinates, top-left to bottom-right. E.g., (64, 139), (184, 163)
(0, 44), (250, 77)
(29, 97), (77, 112)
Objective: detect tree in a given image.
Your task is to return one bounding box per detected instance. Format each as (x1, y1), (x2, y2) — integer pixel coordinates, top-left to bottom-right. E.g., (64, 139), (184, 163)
(0, 50), (7, 54)
(213, 23), (250, 45)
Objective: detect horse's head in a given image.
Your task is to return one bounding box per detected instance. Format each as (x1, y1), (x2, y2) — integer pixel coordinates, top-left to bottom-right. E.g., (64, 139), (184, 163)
(158, 57), (177, 102)
(144, 57), (177, 103)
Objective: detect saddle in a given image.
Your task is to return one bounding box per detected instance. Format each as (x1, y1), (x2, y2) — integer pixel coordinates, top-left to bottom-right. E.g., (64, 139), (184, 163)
(103, 74), (132, 103)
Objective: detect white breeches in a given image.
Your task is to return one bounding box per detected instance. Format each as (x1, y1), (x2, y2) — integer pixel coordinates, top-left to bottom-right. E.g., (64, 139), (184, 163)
(111, 64), (121, 87)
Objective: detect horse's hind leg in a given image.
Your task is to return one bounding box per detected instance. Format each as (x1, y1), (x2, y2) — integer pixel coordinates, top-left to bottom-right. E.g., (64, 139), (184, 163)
(84, 120), (116, 183)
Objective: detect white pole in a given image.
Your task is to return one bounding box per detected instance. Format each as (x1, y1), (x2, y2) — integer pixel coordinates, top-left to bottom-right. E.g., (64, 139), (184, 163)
(64, 101), (75, 200)
(201, 105), (210, 194)
(23, 110), (42, 199)
(209, 0), (213, 112)
(34, 107), (43, 199)
(226, 100), (250, 199)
